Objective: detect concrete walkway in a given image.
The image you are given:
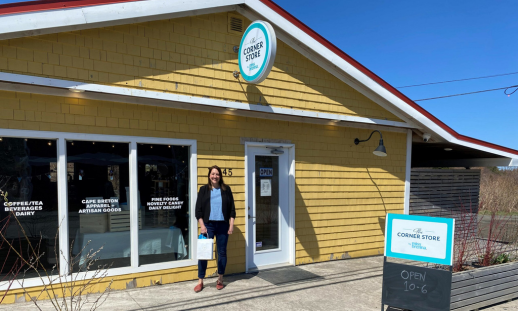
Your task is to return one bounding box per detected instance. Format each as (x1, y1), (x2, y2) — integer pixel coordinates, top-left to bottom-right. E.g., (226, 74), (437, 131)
(0, 256), (515, 310)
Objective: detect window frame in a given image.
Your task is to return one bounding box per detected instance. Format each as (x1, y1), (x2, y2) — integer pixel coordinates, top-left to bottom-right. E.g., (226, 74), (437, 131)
(0, 129), (198, 290)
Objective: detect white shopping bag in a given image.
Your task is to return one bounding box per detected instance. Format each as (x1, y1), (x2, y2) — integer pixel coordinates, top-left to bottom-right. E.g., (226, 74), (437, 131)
(197, 236), (214, 260)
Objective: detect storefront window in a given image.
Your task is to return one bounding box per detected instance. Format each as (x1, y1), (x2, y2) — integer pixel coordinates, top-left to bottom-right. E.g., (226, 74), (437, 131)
(67, 141), (130, 271)
(0, 138), (58, 279)
(137, 144), (190, 265)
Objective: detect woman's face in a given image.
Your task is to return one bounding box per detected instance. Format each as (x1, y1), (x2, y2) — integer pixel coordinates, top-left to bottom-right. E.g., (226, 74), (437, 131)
(210, 169), (221, 186)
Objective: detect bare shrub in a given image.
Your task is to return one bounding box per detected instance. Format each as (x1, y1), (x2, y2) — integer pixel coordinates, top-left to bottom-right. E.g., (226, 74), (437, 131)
(451, 200), (478, 272)
(0, 189), (113, 310)
(475, 212), (511, 267)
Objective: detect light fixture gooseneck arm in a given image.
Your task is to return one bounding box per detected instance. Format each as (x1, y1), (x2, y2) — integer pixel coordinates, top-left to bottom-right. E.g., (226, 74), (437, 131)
(354, 130), (383, 145)
(354, 130), (387, 157)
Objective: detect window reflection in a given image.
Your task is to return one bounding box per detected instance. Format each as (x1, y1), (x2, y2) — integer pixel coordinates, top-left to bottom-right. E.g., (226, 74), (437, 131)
(67, 141), (130, 271)
(138, 144), (190, 265)
(0, 138), (58, 279)
(255, 156), (279, 251)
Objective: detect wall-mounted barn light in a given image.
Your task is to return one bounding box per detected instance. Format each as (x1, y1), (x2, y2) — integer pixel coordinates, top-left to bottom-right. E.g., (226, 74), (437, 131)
(354, 130), (387, 157)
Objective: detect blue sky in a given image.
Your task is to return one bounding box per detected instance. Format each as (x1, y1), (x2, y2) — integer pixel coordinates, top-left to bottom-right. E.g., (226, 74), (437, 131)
(0, 1), (517, 150)
(275, 0), (518, 150)
(0, 0), (28, 4)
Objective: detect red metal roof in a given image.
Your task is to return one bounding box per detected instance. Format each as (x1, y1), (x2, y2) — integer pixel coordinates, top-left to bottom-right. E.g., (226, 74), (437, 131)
(0, 0), (517, 156)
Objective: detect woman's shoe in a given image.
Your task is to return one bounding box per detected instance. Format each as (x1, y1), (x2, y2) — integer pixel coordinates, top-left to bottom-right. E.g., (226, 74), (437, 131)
(216, 280), (224, 290)
(194, 283), (203, 293)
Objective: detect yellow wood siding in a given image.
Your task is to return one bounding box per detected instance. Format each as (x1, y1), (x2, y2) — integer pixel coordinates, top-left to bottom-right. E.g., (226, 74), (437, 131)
(0, 12), (401, 122)
(0, 90), (405, 302)
(0, 10), (408, 303)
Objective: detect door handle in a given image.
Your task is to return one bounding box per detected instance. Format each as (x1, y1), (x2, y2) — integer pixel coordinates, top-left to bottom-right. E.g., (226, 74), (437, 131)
(248, 215), (256, 219)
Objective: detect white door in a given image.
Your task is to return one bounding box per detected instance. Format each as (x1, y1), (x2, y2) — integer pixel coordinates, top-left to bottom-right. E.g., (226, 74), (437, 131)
(247, 145), (290, 270)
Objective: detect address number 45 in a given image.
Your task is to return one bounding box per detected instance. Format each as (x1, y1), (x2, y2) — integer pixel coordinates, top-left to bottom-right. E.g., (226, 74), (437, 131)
(209, 168), (233, 176)
(223, 168), (233, 176)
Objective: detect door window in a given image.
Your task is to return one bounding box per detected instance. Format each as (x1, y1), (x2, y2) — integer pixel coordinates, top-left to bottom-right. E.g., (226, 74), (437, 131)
(255, 156), (279, 251)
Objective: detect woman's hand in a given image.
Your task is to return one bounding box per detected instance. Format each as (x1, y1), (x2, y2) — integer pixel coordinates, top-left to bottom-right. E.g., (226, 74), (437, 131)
(228, 217), (235, 235)
(199, 219), (207, 234)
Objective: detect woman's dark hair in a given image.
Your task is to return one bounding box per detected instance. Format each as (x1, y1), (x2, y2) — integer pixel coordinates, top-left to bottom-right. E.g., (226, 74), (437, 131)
(208, 165), (227, 190)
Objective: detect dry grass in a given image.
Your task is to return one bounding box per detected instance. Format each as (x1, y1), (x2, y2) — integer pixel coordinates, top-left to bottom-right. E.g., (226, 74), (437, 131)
(480, 167), (518, 213)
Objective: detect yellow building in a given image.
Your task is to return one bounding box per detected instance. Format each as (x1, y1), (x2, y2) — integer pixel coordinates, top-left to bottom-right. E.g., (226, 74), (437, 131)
(0, 0), (516, 303)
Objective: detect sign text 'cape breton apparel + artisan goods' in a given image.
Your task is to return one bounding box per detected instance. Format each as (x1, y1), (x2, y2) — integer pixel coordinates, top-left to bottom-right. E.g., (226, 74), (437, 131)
(238, 20), (277, 84)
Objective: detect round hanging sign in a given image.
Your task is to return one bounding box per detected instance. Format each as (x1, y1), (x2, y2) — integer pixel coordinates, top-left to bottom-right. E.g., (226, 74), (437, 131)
(238, 20), (277, 84)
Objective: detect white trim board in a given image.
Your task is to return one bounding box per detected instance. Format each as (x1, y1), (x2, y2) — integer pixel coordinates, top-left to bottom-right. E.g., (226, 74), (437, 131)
(0, 0), (242, 40)
(404, 129), (412, 215)
(0, 72), (413, 133)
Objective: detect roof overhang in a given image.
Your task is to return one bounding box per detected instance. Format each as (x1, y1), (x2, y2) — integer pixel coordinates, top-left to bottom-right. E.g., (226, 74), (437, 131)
(0, 0), (516, 165)
(412, 139), (518, 168)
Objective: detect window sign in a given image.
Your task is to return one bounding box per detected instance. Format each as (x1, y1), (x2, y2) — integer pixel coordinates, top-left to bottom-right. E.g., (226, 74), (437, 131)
(238, 20), (277, 84)
(260, 179), (271, 197)
(385, 213), (455, 266)
(67, 141), (130, 271)
(0, 138), (58, 279)
(137, 144), (190, 265)
(259, 168), (273, 177)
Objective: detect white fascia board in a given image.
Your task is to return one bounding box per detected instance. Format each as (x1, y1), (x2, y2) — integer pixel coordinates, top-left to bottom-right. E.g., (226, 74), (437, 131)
(414, 158), (515, 167)
(0, 72), (412, 131)
(0, 0), (243, 40)
(243, 0), (518, 162)
(81, 0), (241, 24)
(446, 137), (518, 163)
(0, 8), (87, 37)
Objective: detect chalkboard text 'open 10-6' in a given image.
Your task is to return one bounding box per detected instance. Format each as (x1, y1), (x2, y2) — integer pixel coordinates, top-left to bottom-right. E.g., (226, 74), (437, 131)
(382, 262), (452, 311)
(401, 269), (427, 293)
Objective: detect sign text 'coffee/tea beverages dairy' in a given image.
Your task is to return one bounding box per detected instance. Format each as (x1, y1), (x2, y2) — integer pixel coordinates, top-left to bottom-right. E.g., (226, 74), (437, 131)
(238, 21), (277, 84)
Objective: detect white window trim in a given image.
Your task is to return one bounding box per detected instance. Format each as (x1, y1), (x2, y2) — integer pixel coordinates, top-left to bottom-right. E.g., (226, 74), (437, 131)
(0, 129), (198, 290)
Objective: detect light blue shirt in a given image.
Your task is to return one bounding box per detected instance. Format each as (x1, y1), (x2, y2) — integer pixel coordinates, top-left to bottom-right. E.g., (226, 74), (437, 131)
(209, 188), (224, 221)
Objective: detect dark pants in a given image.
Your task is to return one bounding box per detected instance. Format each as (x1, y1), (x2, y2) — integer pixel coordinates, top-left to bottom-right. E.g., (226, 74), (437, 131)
(198, 221), (229, 279)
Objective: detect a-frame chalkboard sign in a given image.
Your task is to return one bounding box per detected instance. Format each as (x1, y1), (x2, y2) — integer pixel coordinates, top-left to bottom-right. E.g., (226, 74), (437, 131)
(381, 258), (453, 311)
(381, 214), (455, 311)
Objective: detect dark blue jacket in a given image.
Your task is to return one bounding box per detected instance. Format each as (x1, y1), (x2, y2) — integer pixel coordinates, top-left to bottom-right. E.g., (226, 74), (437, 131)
(195, 185), (236, 223)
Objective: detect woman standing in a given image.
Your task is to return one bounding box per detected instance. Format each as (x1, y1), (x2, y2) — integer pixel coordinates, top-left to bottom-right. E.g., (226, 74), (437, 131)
(194, 165), (236, 292)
